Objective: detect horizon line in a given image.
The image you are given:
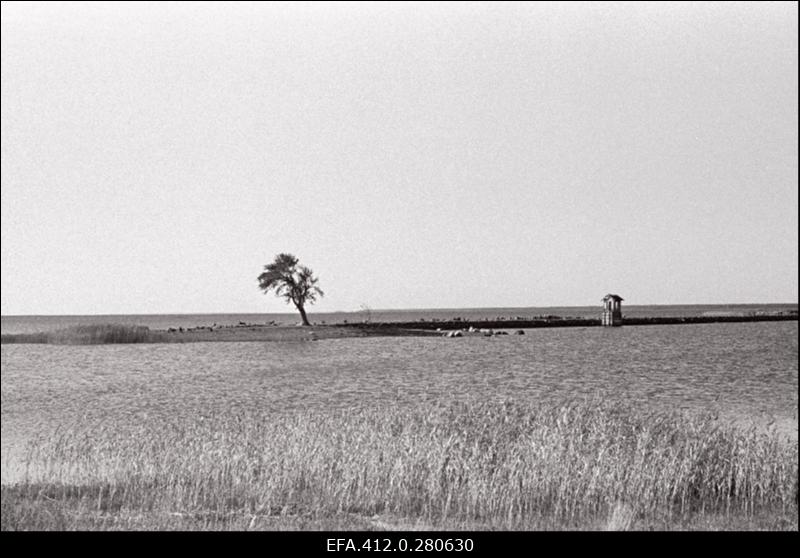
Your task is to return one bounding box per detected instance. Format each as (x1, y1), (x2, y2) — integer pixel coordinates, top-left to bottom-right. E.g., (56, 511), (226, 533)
(2, 301), (798, 318)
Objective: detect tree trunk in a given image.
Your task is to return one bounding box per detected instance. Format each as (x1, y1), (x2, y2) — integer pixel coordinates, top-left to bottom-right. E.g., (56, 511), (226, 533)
(296, 304), (311, 326)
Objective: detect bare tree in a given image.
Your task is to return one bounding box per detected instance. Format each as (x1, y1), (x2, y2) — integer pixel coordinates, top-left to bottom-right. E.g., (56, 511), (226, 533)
(257, 253), (323, 326)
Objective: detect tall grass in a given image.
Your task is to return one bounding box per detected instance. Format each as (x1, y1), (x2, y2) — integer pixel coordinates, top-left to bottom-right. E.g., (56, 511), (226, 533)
(1, 324), (168, 345)
(2, 399), (797, 530)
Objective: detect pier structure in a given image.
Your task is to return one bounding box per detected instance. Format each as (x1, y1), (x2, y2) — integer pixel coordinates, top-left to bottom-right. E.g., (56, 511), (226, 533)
(601, 294), (624, 326)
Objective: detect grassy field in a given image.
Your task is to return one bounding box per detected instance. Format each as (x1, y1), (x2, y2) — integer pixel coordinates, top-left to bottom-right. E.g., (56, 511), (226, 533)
(2, 399), (797, 531)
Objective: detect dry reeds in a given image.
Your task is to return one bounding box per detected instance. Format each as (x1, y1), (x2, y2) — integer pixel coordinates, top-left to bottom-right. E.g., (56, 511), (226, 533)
(1, 324), (167, 345)
(2, 399), (797, 530)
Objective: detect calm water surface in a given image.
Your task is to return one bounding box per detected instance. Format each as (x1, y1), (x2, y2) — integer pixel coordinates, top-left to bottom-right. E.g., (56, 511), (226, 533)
(2, 321), (797, 481)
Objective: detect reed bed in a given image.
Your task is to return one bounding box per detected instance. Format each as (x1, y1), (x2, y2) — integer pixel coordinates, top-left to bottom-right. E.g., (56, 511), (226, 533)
(2, 399), (797, 530)
(1, 324), (168, 345)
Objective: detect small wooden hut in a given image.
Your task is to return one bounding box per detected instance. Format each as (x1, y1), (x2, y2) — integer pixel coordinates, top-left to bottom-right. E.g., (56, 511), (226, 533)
(602, 294), (624, 326)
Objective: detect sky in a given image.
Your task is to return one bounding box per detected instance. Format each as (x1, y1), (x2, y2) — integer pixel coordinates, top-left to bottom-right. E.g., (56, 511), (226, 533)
(1, 1), (797, 315)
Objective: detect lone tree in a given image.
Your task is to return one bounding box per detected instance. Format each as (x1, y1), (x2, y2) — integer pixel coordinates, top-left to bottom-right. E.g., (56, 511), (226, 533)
(257, 253), (323, 326)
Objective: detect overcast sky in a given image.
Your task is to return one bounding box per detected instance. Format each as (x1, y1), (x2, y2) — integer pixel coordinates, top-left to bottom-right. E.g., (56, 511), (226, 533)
(1, 1), (797, 315)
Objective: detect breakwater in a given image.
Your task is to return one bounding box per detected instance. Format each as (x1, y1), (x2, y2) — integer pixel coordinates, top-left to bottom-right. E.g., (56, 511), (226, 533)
(341, 312), (798, 333)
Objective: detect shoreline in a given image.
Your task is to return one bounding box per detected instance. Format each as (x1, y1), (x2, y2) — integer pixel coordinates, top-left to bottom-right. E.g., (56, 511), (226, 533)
(343, 312), (799, 333)
(1, 312), (797, 344)
(155, 312), (800, 343)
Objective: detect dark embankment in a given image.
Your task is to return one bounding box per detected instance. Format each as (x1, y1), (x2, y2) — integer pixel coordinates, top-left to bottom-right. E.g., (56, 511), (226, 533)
(341, 312), (799, 334)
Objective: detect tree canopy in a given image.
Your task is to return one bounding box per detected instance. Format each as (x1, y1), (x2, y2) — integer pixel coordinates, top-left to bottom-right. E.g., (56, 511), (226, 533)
(257, 253), (323, 326)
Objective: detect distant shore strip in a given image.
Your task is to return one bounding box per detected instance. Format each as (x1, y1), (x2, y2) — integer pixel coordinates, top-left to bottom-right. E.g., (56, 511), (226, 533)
(0, 311), (796, 345)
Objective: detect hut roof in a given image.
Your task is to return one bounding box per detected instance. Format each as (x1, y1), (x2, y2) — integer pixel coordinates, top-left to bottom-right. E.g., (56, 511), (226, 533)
(602, 294), (624, 301)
